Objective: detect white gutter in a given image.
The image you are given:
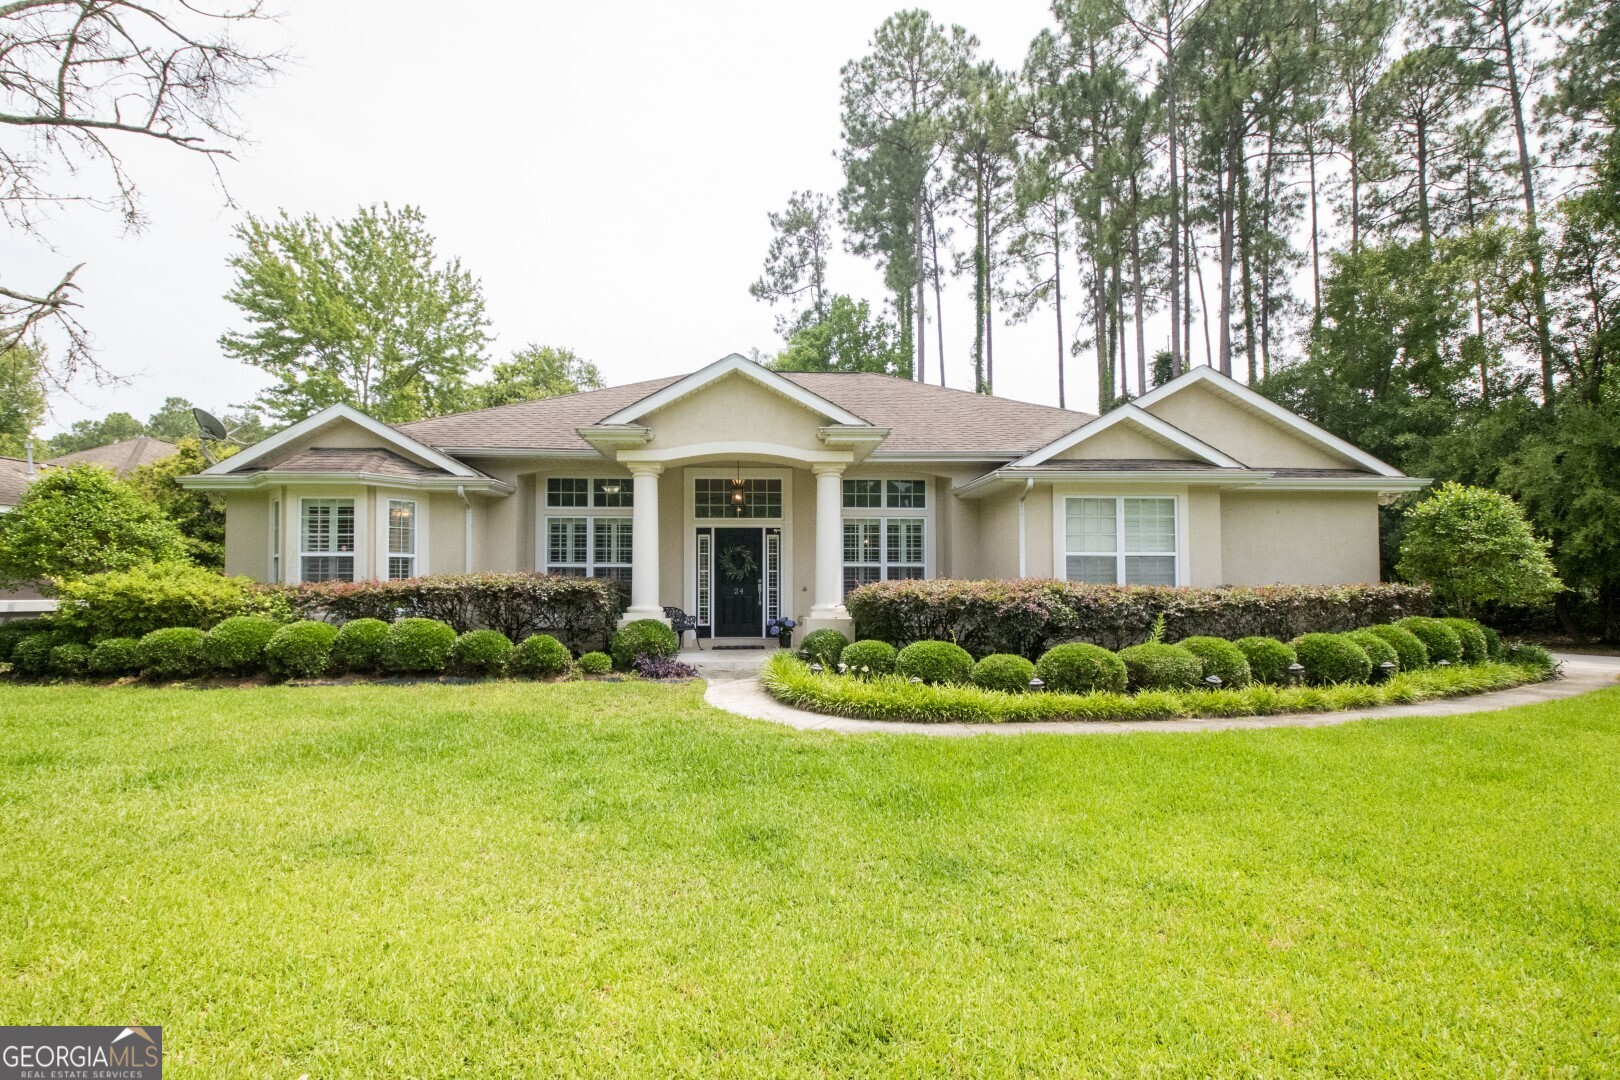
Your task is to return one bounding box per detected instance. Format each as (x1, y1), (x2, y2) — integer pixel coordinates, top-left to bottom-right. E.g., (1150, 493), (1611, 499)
(457, 484), (473, 572)
(24, 439), (34, 478)
(1017, 477), (1034, 578)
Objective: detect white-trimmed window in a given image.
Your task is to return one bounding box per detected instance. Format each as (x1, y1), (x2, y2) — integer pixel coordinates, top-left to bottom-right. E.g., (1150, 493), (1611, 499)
(543, 477), (633, 594)
(842, 479), (928, 596)
(387, 499), (418, 580)
(300, 498), (356, 582)
(1063, 496), (1177, 586)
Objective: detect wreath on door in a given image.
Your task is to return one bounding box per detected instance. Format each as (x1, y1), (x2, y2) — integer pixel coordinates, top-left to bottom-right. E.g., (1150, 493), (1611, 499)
(718, 546), (759, 583)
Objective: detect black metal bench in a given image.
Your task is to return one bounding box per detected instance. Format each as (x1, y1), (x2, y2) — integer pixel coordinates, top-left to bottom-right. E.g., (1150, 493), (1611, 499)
(663, 606), (699, 650)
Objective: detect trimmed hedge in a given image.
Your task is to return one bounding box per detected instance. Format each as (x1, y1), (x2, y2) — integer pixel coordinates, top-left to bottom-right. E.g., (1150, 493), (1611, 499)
(1233, 636), (1296, 685)
(1292, 633), (1372, 685)
(452, 629), (513, 676)
(611, 619), (678, 671)
(137, 627), (208, 679)
(330, 618), (390, 674)
(88, 637), (142, 676)
(265, 620), (340, 679)
(202, 615), (281, 675)
(800, 628), (850, 668)
(382, 618), (456, 675)
(1117, 643), (1203, 691)
(970, 653), (1036, 693)
(510, 634), (570, 678)
(839, 639), (898, 676)
(1034, 643), (1128, 694)
(1366, 624), (1429, 671)
(50, 642), (93, 676)
(9, 633), (59, 676)
(0, 619), (48, 663)
(1398, 616), (1464, 665)
(896, 640), (974, 685)
(1344, 630), (1400, 678)
(1441, 618), (1490, 664)
(846, 579), (1434, 657)
(1176, 636), (1253, 688)
(577, 651), (613, 675)
(52, 562), (290, 642)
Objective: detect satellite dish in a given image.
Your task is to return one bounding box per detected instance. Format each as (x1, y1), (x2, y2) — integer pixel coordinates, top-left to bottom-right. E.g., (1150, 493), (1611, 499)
(192, 407), (230, 442)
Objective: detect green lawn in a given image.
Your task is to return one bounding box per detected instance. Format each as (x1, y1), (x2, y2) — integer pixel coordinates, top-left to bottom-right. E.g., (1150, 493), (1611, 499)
(1, 681), (1616, 1075)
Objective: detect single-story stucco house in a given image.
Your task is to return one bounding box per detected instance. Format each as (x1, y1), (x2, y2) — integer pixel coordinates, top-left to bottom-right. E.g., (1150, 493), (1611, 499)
(178, 354), (1429, 641)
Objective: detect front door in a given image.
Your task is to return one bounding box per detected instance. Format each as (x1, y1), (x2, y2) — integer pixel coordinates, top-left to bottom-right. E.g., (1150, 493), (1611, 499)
(714, 528), (763, 637)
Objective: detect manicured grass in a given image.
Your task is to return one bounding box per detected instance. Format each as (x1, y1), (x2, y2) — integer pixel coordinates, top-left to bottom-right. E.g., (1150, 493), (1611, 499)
(1, 681), (1617, 1074)
(763, 651), (1551, 724)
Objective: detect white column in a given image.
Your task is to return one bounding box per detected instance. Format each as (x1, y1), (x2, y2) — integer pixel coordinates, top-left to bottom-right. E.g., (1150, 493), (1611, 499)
(625, 463), (665, 622)
(810, 463), (847, 620)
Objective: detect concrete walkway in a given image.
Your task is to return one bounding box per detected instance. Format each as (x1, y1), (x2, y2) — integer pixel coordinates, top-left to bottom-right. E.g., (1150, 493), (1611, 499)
(702, 653), (1620, 737)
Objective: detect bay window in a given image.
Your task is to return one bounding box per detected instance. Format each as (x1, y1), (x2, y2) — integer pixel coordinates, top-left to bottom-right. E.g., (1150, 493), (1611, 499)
(1063, 496), (1178, 586)
(300, 498), (355, 582)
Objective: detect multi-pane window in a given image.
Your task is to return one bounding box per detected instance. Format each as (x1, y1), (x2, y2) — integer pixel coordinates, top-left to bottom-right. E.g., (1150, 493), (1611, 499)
(694, 478), (782, 519)
(592, 478), (633, 508)
(1063, 496), (1177, 586)
(387, 499), (417, 580)
(546, 477), (589, 507)
(887, 480), (926, 508)
(543, 477), (633, 598)
(842, 479), (928, 596)
(842, 479), (881, 508)
(300, 498), (355, 583)
(843, 479), (926, 509)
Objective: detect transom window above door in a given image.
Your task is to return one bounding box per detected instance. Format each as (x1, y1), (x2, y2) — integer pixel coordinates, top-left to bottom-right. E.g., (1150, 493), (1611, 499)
(1063, 496), (1177, 586)
(694, 478), (781, 519)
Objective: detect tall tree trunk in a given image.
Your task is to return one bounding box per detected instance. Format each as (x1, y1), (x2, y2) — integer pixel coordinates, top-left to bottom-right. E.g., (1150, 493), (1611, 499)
(1308, 130), (1323, 326)
(1166, 11), (1183, 376)
(1349, 88), (1362, 255)
(1130, 173), (1146, 395)
(1239, 148), (1256, 384)
(1217, 135), (1238, 377)
(1260, 123), (1277, 377)
(915, 189), (927, 383)
(1193, 229), (1214, 368)
(1416, 112), (1432, 247)
(973, 171), (987, 393)
(929, 208), (946, 387)
(1054, 193), (1067, 409)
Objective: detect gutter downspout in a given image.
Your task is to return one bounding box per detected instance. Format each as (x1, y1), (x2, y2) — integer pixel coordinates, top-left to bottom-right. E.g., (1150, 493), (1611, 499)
(24, 439), (34, 478)
(457, 485), (473, 573)
(1017, 477), (1034, 578)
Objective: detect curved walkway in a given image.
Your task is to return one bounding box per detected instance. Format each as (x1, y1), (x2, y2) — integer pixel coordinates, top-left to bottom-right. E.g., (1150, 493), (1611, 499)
(702, 653), (1620, 737)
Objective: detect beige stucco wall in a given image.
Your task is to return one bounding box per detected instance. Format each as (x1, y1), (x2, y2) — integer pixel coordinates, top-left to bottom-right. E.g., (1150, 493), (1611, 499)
(1186, 488), (1223, 586)
(1219, 490), (1381, 584)
(1145, 384), (1351, 469)
(1052, 424), (1187, 461)
(639, 374), (830, 455)
(425, 491), (466, 575)
(222, 494), (270, 579)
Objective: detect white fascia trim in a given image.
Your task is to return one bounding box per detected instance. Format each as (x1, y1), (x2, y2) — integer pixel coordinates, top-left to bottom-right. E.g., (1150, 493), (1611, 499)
(178, 471), (513, 495)
(867, 451), (1017, 462)
(597, 353), (869, 427)
(1010, 404), (1246, 469)
(1133, 366), (1404, 478)
(955, 468), (1259, 499)
(1244, 476), (1432, 493)
(199, 403), (479, 479)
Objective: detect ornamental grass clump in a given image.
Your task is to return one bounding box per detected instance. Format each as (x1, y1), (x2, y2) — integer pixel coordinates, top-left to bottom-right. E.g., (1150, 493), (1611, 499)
(839, 639), (897, 676)
(1175, 636), (1253, 688)
(1117, 643), (1203, 691)
(87, 637), (142, 677)
(330, 618), (391, 674)
(382, 618), (456, 675)
(1034, 643), (1128, 694)
(895, 640), (973, 685)
(1344, 630), (1400, 679)
(970, 653), (1036, 693)
(510, 634), (570, 678)
(1232, 636), (1296, 685)
(610, 619), (678, 671)
(451, 630), (513, 676)
(1397, 616), (1464, 665)
(1291, 633), (1372, 685)
(137, 627), (208, 679)
(1366, 624), (1429, 671)
(202, 615), (281, 675)
(1440, 618), (1490, 664)
(800, 628), (850, 668)
(576, 651), (612, 675)
(265, 620), (339, 679)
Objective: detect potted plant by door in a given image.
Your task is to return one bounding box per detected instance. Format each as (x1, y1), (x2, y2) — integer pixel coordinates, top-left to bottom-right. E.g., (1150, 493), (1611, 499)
(766, 617), (796, 649)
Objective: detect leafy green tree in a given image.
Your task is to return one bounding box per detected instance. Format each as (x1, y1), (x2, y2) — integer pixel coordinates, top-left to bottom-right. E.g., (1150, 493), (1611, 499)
(131, 440), (236, 570)
(768, 295), (912, 377)
(220, 204), (491, 424)
(0, 464), (187, 588)
(749, 192), (835, 335)
(470, 346), (604, 409)
(44, 412), (146, 457)
(0, 341), (46, 459)
(1397, 482), (1563, 615)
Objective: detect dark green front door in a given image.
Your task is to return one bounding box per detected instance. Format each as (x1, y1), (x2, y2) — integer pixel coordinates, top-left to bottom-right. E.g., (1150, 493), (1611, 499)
(714, 528), (763, 637)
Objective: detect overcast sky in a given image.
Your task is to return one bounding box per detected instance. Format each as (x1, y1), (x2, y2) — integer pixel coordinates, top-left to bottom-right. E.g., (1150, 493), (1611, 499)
(19, 0), (1162, 438)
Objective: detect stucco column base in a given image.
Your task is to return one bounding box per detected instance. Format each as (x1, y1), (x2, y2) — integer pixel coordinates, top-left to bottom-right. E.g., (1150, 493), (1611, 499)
(802, 611), (855, 640)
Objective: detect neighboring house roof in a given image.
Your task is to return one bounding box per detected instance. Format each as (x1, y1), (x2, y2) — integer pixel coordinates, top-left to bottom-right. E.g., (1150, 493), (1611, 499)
(45, 436), (177, 475)
(241, 447), (457, 478)
(0, 456), (36, 508)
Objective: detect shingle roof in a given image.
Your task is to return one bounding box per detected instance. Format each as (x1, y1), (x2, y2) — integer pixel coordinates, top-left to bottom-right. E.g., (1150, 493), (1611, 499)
(0, 456), (36, 507)
(394, 370), (1093, 457)
(248, 447), (454, 478)
(1266, 467), (1380, 478)
(45, 436), (177, 475)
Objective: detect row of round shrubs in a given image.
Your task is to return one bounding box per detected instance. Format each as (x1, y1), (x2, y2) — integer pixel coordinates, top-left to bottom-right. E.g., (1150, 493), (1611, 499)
(5, 614), (618, 682)
(800, 616), (1503, 694)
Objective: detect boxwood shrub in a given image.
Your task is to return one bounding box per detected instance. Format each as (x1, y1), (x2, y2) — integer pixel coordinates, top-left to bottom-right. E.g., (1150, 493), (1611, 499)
(970, 653), (1036, 693)
(839, 639), (897, 676)
(1344, 629), (1399, 678)
(88, 637), (142, 677)
(265, 620), (340, 679)
(510, 633), (570, 678)
(1440, 618), (1489, 664)
(1232, 636), (1296, 685)
(137, 627), (208, 679)
(610, 619), (679, 671)
(1365, 624), (1429, 671)
(8, 633), (60, 677)
(50, 642), (93, 676)
(330, 618), (390, 674)
(1175, 636), (1252, 688)
(202, 615), (281, 675)
(896, 640), (973, 685)
(1291, 632), (1372, 685)
(1397, 616), (1464, 665)
(1117, 643), (1203, 691)
(576, 651), (613, 675)
(452, 629), (513, 676)
(1480, 624), (1505, 662)
(800, 628), (850, 668)
(382, 618), (456, 675)
(0, 619), (48, 664)
(1034, 643), (1128, 694)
